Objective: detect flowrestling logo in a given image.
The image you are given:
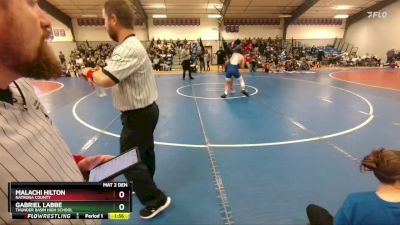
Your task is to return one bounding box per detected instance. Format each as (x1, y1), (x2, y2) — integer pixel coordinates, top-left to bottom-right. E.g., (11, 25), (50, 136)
(367, 11), (388, 19)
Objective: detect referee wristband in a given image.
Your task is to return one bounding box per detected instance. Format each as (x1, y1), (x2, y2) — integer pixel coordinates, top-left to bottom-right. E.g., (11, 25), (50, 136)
(87, 69), (95, 81)
(73, 155), (86, 164)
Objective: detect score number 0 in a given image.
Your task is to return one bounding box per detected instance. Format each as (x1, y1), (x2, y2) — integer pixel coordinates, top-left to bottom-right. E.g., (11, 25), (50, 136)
(118, 191), (126, 211)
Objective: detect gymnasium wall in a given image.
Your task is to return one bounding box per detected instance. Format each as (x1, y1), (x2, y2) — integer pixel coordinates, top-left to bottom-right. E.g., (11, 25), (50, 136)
(47, 14), (75, 62)
(72, 19), (111, 42)
(69, 20), (344, 44)
(148, 17), (219, 41)
(47, 14), (74, 42)
(48, 42), (77, 63)
(344, 0), (400, 59)
(72, 19), (148, 41)
(148, 18), (343, 45)
(286, 25), (345, 40)
(47, 9), (350, 60)
(149, 22), (283, 41)
(221, 25), (283, 39)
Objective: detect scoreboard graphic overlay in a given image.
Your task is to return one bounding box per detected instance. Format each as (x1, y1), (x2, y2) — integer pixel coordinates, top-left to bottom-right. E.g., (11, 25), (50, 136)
(9, 182), (132, 220)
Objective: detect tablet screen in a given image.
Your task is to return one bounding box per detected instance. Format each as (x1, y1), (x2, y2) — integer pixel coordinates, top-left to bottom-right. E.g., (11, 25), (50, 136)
(89, 148), (138, 182)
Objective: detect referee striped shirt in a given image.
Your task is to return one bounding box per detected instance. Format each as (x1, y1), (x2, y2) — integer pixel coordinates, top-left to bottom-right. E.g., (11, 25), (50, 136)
(103, 35), (158, 111)
(0, 78), (99, 225)
(180, 49), (190, 61)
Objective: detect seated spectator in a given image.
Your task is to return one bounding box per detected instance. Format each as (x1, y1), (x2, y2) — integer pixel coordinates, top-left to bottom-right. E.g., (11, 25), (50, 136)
(396, 60), (400, 69)
(153, 56), (161, 71)
(75, 55), (84, 69)
(263, 63), (270, 73)
(245, 54), (253, 72)
(307, 147), (400, 225)
(97, 57), (106, 68)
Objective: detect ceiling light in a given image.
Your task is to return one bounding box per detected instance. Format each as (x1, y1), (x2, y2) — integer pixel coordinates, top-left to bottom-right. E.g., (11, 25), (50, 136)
(82, 14), (98, 18)
(208, 4), (223, 9)
(333, 5), (353, 10)
(153, 14), (167, 18)
(208, 14), (222, 18)
(334, 14), (349, 19)
(150, 4), (165, 9)
(279, 14), (292, 18)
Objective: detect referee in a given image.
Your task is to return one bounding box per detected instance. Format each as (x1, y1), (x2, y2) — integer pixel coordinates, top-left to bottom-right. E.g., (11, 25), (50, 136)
(82, 0), (170, 219)
(181, 44), (194, 80)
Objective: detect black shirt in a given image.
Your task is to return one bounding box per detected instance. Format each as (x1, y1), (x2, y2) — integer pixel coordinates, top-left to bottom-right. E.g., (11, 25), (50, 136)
(216, 50), (225, 61)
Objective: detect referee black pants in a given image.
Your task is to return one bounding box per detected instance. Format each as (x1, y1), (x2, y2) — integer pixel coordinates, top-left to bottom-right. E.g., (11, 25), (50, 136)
(182, 59), (193, 79)
(120, 102), (167, 207)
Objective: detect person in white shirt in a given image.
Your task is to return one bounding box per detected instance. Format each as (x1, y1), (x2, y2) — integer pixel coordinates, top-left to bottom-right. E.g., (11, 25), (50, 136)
(75, 55), (83, 66)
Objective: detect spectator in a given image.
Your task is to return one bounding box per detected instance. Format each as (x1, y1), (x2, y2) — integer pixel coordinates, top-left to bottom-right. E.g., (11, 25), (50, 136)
(216, 46), (225, 72)
(244, 53), (253, 72)
(59, 51), (66, 65)
(75, 55), (84, 69)
(67, 60), (77, 77)
(181, 44), (193, 80)
(205, 50), (211, 71)
(307, 148), (400, 225)
(153, 55), (161, 71)
(199, 51), (205, 72)
(317, 49), (325, 67)
(97, 57), (106, 68)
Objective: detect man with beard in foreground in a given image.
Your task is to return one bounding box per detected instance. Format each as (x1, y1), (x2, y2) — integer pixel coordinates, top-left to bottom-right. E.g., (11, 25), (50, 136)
(0, 1), (113, 224)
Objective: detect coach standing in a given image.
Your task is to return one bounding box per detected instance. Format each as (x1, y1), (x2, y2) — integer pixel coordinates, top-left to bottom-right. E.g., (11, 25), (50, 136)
(82, 0), (170, 220)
